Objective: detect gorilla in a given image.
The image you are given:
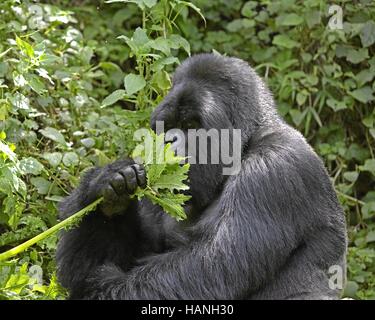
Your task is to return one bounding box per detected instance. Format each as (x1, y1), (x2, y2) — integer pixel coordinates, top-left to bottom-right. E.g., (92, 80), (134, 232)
(56, 53), (347, 300)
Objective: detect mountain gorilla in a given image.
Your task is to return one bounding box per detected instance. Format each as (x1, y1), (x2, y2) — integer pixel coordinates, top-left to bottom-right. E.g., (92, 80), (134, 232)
(56, 53), (347, 300)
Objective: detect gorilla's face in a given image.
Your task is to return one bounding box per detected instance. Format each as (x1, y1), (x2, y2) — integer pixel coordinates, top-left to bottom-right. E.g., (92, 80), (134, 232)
(150, 67), (234, 215)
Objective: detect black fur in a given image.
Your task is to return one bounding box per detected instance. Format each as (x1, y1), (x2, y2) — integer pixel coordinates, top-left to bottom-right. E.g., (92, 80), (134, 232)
(56, 53), (347, 300)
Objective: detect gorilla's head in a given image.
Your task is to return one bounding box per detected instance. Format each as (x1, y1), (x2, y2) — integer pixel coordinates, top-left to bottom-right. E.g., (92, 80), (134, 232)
(150, 53), (278, 214)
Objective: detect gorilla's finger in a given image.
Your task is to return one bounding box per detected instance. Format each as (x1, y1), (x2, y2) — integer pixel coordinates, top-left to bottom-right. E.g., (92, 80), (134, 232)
(120, 167), (137, 194)
(110, 173), (127, 195)
(132, 164), (146, 188)
(102, 184), (118, 202)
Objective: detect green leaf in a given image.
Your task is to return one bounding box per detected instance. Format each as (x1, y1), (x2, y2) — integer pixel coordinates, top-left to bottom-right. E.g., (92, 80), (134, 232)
(152, 164), (190, 192)
(360, 21), (375, 48)
(0, 141), (17, 162)
(360, 159), (375, 176)
(362, 201), (375, 220)
(132, 27), (150, 45)
(150, 38), (171, 55)
(145, 190), (189, 221)
(349, 86), (374, 104)
(19, 157), (44, 175)
(176, 0), (206, 26)
(62, 152), (79, 167)
(30, 177), (51, 195)
(346, 48), (369, 64)
(272, 35), (299, 49)
(326, 99), (347, 112)
(42, 152), (62, 168)
(343, 281), (359, 299)
(241, 1), (256, 18)
(277, 13), (304, 26)
(366, 231), (375, 243)
(25, 74), (47, 95)
(168, 34), (190, 55)
(39, 127), (67, 146)
(355, 69), (374, 87)
(101, 89), (126, 108)
(343, 171), (359, 183)
(132, 130), (190, 220)
(143, 0), (157, 8)
(153, 70), (171, 90)
(124, 74), (146, 96)
(15, 36), (34, 58)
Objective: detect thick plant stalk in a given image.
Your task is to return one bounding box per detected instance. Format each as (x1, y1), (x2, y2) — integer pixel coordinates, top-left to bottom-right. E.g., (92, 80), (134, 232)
(0, 197), (103, 262)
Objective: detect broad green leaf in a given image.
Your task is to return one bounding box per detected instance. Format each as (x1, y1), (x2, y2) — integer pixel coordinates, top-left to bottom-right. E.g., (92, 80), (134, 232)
(272, 35), (299, 49)
(346, 48), (369, 64)
(153, 70), (171, 90)
(349, 86), (374, 104)
(101, 89), (126, 108)
(39, 127), (67, 146)
(343, 171), (359, 183)
(355, 69), (374, 86)
(360, 159), (375, 176)
(30, 177), (51, 195)
(42, 152), (62, 168)
(360, 21), (375, 47)
(132, 27), (150, 48)
(277, 13), (304, 26)
(326, 99), (347, 112)
(241, 1), (256, 18)
(169, 34), (191, 55)
(150, 38), (171, 56)
(62, 152), (79, 167)
(124, 74), (146, 96)
(366, 231), (375, 243)
(19, 157), (44, 175)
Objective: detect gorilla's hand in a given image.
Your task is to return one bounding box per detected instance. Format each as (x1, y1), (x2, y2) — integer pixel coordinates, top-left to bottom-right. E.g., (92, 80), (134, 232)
(90, 163), (146, 217)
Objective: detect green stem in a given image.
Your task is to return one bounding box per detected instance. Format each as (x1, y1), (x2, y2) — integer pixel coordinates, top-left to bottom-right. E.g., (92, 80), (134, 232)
(0, 197), (103, 262)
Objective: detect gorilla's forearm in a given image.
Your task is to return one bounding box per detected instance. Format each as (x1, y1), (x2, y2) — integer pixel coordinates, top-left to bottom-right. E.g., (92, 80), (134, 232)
(56, 163), (142, 298)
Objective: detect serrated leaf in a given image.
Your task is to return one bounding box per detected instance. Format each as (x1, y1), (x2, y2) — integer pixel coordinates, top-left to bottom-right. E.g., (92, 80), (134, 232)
(145, 190), (189, 221)
(147, 164), (167, 186)
(153, 164), (190, 192)
(132, 130), (191, 220)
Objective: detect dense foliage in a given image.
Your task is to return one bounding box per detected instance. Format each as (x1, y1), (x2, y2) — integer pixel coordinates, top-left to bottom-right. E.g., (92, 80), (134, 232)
(0, 0), (373, 300)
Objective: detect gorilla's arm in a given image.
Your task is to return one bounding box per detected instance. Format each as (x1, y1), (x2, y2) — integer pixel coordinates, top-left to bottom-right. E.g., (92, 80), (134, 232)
(56, 160), (144, 299)
(84, 141), (341, 299)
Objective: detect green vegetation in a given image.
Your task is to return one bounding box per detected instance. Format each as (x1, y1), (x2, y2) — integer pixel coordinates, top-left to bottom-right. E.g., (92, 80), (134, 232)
(0, 0), (374, 300)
